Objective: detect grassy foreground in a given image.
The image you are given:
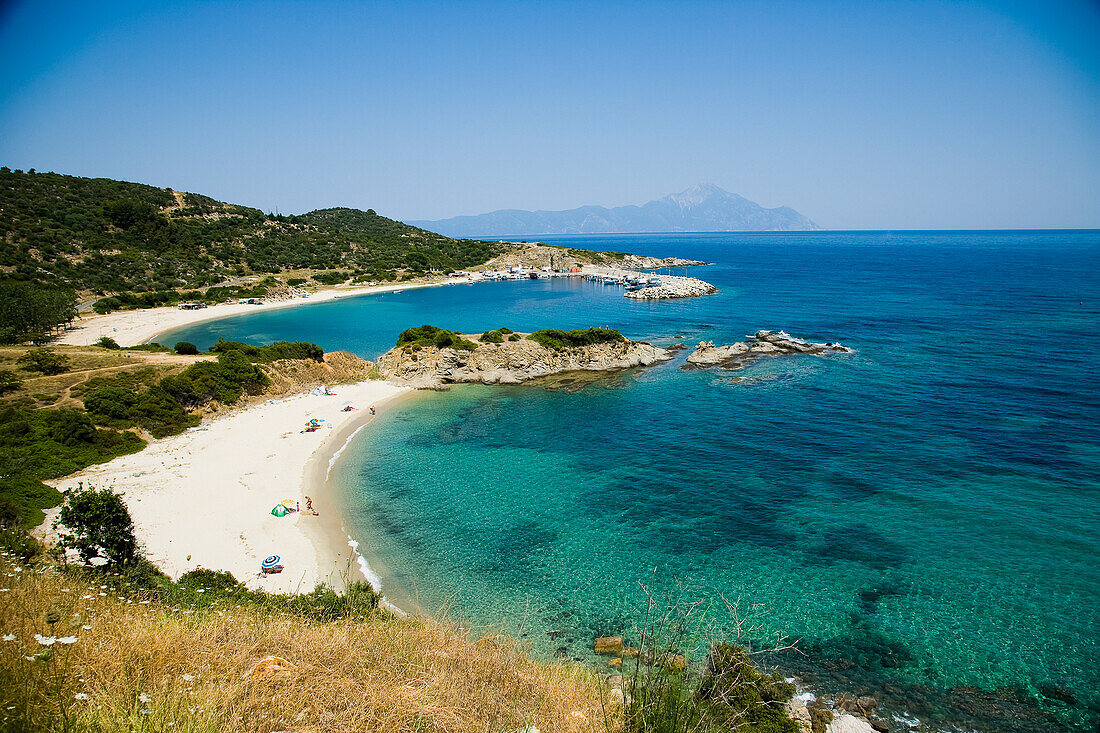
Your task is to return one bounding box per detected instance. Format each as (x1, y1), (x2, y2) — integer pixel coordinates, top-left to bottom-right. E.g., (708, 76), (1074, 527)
(0, 549), (608, 733)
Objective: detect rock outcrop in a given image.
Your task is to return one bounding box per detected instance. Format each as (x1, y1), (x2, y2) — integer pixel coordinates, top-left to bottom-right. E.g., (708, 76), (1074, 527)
(482, 243), (705, 272)
(686, 330), (852, 370)
(375, 333), (671, 389)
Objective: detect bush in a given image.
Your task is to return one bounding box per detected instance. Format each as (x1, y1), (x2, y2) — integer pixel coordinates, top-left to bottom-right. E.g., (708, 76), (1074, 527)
(286, 277), (307, 286)
(509, 334), (521, 341)
(0, 370), (21, 394)
(56, 484), (140, 567)
(179, 567), (240, 592)
(527, 328), (625, 350)
(130, 386), (194, 437)
(480, 329), (504, 344)
(311, 270), (351, 285)
(83, 385), (138, 421)
(209, 338), (323, 362)
(395, 325), (477, 351)
(17, 348), (70, 375)
(95, 336), (121, 349)
(697, 643), (797, 731)
(174, 341), (199, 355)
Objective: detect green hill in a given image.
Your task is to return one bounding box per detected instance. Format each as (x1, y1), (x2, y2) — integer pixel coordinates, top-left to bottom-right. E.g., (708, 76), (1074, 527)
(0, 167), (506, 293)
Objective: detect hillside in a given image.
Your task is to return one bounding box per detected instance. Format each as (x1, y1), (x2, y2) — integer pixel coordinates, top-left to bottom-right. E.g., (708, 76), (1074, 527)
(0, 167), (505, 294)
(410, 183), (820, 236)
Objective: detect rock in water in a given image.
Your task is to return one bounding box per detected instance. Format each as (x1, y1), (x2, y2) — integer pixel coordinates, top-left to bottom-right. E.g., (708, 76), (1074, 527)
(685, 330), (852, 371)
(594, 636), (624, 654)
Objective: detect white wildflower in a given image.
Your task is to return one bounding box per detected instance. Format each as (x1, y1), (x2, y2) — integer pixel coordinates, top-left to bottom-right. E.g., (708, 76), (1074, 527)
(2, 634), (15, 642)
(56, 636), (78, 645)
(34, 634), (56, 646)
(182, 673), (195, 681)
(138, 692), (151, 703)
(82, 625), (92, 630)
(74, 693), (89, 701)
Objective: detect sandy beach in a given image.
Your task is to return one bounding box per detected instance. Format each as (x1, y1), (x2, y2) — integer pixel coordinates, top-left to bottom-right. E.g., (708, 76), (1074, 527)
(56, 279), (465, 348)
(45, 380), (411, 596)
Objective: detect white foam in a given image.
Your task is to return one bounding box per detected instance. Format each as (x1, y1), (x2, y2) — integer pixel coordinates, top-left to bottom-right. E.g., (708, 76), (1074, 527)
(327, 424), (367, 480)
(345, 535), (383, 592)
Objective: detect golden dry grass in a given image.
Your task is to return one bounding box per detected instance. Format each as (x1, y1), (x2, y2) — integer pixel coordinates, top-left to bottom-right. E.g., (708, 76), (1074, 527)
(0, 554), (616, 733)
(0, 345), (205, 410)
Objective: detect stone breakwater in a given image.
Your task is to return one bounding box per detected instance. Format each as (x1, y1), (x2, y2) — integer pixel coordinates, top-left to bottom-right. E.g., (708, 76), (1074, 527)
(624, 274), (717, 300)
(375, 334), (672, 390)
(686, 330), (853, 369)
(583, 265), (717, 300)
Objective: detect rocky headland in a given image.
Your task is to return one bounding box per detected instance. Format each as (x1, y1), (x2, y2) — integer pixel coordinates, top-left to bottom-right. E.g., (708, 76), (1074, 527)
(686, 330), (853, 370)
(483, 242), (706, 271)
(374, 326), (671, 389)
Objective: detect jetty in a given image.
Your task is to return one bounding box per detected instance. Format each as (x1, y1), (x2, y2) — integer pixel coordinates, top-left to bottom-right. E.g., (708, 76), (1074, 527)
(581, 265), (717, 299)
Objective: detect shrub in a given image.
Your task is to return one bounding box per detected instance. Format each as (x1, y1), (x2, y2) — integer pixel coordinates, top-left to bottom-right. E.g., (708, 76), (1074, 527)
(130, 386), (193, 437)
(509, 334), (521, 341)
(215, 349), (269, 391)
(480, 329), (504, 344)
(83, 385), (139, 421)
(17, 348), (70, 375)
(55, 484), (140, 567)
(286, 277), (307, 286)
(174, 341), (199, 355)
(396, 325), (477, 351)
(527, 328), (625, 350)
(0, 370), (21, 394)
(498, 327), (514, 334)
(209, 338), (323, 362)
(311, 270), (351, 285)
(179, 567), (240, 592)
(95, 336), (121, 349)
(697, 643), (797, 731)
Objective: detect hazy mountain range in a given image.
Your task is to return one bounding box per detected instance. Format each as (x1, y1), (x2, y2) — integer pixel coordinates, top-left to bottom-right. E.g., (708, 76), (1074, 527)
(409, 184), (819, 237)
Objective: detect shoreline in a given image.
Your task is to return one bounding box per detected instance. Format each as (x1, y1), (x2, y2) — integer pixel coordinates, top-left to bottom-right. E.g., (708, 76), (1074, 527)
(301, 388), (421, 614)
(56, 278), (464, 348)
(43, 380), (411, 594)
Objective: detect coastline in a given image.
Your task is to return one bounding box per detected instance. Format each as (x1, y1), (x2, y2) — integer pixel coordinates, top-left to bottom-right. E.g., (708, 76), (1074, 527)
(56, 278), (464, 348)
(42, 379), (411, 594)
(301, 387), (422, 614)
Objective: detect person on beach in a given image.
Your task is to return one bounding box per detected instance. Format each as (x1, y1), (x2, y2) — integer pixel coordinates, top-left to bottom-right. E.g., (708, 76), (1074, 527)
(369, 405), (376, 415)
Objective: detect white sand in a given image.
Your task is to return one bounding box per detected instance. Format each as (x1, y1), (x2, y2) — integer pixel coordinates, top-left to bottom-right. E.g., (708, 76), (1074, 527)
(46, 380), (410, 594)
(57, 279), (466, 348)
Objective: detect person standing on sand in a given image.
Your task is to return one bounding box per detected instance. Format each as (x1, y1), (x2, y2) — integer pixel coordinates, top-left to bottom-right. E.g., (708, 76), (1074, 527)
(369, 405), (376, 415)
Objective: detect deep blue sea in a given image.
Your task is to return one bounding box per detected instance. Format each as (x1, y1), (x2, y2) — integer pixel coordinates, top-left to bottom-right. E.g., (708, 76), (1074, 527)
(162, 231), (1100, 731)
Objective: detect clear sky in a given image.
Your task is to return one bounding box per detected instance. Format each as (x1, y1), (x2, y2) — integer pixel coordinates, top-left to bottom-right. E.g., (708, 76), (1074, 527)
(0, 0), (1097, 228)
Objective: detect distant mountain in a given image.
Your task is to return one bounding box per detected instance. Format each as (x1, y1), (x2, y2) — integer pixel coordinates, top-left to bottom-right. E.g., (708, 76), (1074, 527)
(410, 184), (819, 237)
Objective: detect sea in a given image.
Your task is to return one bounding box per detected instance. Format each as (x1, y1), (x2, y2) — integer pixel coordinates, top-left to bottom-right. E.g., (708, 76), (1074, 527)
(160, 231), (1100, 731)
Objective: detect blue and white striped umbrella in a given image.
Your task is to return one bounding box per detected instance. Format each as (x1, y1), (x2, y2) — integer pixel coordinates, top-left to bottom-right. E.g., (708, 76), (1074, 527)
(261, 555), (281, 569)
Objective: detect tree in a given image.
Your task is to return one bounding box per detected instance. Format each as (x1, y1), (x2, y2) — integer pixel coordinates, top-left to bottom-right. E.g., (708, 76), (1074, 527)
(17, 348), (70, 375)
(55, 484), (139, 567)
(0, 370), (21, 395)
(174, 341), (199, 355)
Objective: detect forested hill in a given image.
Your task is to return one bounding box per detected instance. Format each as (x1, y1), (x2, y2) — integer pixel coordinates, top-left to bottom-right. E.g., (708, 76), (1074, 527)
(0, 167), (505, 293)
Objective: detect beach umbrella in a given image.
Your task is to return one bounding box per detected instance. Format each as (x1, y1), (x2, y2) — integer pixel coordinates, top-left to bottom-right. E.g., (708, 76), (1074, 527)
(261, 555), (281, 570)
(271, 504), (288, 517)
(341, 401), (353, 408)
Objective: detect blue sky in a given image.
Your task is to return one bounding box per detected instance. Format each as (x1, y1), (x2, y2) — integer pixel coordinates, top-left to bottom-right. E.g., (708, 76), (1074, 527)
(0, 0), (1097, 228)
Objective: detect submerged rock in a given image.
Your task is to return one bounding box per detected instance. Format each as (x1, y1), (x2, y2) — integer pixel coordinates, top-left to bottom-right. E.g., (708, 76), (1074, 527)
(594, 635), (624, 654)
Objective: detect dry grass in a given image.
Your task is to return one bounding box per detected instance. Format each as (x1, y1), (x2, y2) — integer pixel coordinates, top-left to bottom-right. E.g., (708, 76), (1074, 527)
(0, 553), (614, 733)
(0, 345), (205, 410)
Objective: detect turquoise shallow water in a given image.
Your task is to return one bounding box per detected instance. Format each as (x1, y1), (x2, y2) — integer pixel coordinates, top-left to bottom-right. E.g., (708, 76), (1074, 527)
(162, 231), (1100, 731)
